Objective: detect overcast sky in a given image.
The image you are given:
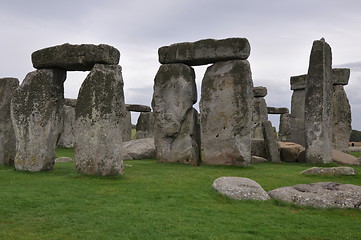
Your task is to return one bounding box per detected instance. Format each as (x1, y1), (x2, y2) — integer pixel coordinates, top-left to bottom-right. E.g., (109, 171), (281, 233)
(1, 0), (361, 129)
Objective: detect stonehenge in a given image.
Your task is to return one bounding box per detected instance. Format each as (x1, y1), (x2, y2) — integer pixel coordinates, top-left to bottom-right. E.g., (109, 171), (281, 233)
(57, 98), (76, 148)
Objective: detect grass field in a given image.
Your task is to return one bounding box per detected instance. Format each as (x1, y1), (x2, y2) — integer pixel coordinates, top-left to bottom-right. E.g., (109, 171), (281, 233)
(0, 148), (361, 240)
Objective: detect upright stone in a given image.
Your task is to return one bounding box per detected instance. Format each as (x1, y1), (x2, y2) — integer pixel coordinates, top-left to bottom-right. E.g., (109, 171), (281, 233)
(135, 112), (154, 139)
(262, 121), (281, 163)
(304, 39), (333, 164)
(252, 87), (268, 139)
(122, 110), (132, 142)
(152, 64), (201, 165)
(11, 69), (66, 171)
(75, 64), (125, 175)
(57, 98), (76, 148)
(332, 85), (351, 151)
(0, 78), (19, 166)
(200, 60), (253, 165)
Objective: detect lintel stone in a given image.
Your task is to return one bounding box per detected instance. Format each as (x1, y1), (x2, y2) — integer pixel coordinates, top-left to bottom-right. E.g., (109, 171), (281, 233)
(125, 104), (151, 112)
(253, 86), (267, 97)
(267, 107), (289, 114)
(290, 74), (307, 90)
(332, 68), (350, 85)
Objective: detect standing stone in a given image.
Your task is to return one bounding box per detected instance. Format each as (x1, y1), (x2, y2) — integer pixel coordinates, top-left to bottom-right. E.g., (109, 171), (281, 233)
(75, 64), (125, 175)
(278, 113), (292, 142)
(304, 39), (333, 164)
(0, 78), (19, 166)
(152, 63), (201, 165)
(122, 110), (132, 142)
(262, 120), (281, 163)
(57, 98), (76, 148)
(135, 112), (154, 139)
(11, 69), (66, 171)
(200, 60), (253, 165)
(332, 85), (351, 152)
(252, 87), (268, 139)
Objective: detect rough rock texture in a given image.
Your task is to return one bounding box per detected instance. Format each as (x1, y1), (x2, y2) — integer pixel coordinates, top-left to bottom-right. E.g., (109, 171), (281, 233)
(332, 85), (351, 152)
(332, 149), (361, 165)
(251, 156), (268, 163)
(32, 43), (120, 71)
(152, 63), (201, 165)
(57, 101), (76, 148)
(252, 97), (268, 139)
(251, 138), (267, 158)
(0, 78), (19, 166)
(122, 138), (155, 160)
(159, 38), (250, 66)
(64, 98), (77, 107)
(125, 104), (151, 112)
(279, 141), (305, 162)
(304, 39), (333, 164)
(200, 60), (253, 165)
(301, 166), (356, 176)
(135, 112), (154, 139)
(290, 74), (307, 90)
(212, 177), (270, 200)
(75, 64), (125, 176)
(253, 86), (267, 97)
(332, 68), (350, 85)
(11, 69), (66, 171)
(268, 182), (361, 209)
(278, 113), (292, 142)
(289, 88), (306, 146)
(55, 157), (73, 162)
(262, 121), (281, 163)
(267, 107), (289, 114)
(122, 110), (132, 142)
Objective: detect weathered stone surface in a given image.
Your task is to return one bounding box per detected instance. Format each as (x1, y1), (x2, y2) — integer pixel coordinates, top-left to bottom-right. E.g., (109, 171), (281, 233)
(64, 98), (77, 107)
(57, 104), (76, 148)
(251, 138), (267, 158)
(152, 63), (201, 165)
(267, 107), (289, 114)
(122, 110), (132, 142)
(304, 39), (333, 164)
(332, 149), (361, 165)
(0, 78), (19, 166)
(32, 43), (120, 71)
(301, 166), (356, 176)
(125, 104), (151, 112)
(290, 74), (307, 90)
(213, 177), (270, 200)
(253, 86), (267, 97)
(55, 157), (73, 162)
(122, 138), (155, 160)
(159, 38), (250, 66)
(75, 64), (125, 176)
(251, 156), (268, 163)
(11, 69), (66, 171)
(252, 97), (268, 139)
(200, 60), (253, 165)
(268, 182), (361, 208)
(278, 141), (305, 162)
(135, 112), (154, 139)
(262, 121), (281, 163)
(332, 68), (350, 85)
(278, 113), (292, 142)
(289, 88), (306, 146)
(291, 89), (305, 119)
(332, 85), (351, 152)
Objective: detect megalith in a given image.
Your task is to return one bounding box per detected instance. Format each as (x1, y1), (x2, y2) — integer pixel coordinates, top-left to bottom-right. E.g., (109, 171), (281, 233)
(122, 110), (132, 142)
(0, 78), (19, 166)
(75, 64), (125, 175)
(152, 63), (201, 165)
(304, 39), (333, 164)
(135, 112), (154, 139)
(57, 98), (76, 148)
(262, 120), (281, 163)
(200, 60), (253, 165)
(252, 86), (268, 139)
(11, 69), (66, 171)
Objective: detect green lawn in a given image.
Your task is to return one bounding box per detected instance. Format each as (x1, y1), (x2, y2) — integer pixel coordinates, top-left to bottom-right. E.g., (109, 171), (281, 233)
(0, 149), (360, 240)
(349, 151), (361, 158)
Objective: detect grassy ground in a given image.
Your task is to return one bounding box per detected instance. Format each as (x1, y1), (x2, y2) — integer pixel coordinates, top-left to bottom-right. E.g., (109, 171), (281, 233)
(349, 151), (361, 157)
(0, 149), (361, 240)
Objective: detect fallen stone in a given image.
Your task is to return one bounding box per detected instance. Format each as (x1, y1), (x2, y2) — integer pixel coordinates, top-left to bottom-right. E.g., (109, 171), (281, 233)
(278, 141), (305, 162)
(11, 69), (66, 171)
(290, 74), (307, 90)
(135, 112), (154, 139)
(332, 149), (361, 165)
(159, 38), (250, 65)
(213, 177), (270, 200)
(125, 104), (151, 112)
(122, 138), (155, 160)
(253, 86), (267, 97)
(251, 156), (268, 163)
(267, 107), (289, 114)
(268, 182), (361, 209)
(32, 43), (120, 71)
(55, 157), (73, 163)
(262, 121), (281, 163)
(348, 147), (361, 152)
(75, 64), (125, 176)
(332, 68), (350, 85)
(301, 166), (356, 176)
(0, 78), (19, 166)
(304, 39), (333, 164)
(200, 60), (253, 166)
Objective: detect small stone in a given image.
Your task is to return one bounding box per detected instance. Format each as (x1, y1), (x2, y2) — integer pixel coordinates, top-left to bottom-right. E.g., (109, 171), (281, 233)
(278, 141), (305, 162)
(301, 166), (356, 176)
(55, 157), (73, 162)
(122, 138), (155, 160)
(251, 156), (268, 163)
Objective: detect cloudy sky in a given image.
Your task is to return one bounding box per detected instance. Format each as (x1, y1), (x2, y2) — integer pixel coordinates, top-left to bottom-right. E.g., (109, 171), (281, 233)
(1, 0), (361, 129)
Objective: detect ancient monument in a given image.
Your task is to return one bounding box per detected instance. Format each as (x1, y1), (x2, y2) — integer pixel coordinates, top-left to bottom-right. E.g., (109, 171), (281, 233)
(57, 98), (76, 148)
